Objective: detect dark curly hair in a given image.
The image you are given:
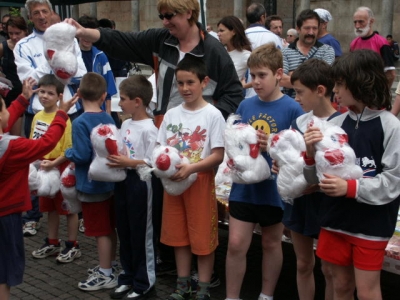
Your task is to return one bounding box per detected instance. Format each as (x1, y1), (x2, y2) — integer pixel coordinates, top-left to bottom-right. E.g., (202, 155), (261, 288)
(332, 49), (391, 110)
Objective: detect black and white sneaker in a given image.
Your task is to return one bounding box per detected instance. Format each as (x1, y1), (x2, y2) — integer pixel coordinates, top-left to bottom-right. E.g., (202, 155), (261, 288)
(32, 238), (61, 258)
(56, 241), (81, 263)
(78, 270), (118, 291)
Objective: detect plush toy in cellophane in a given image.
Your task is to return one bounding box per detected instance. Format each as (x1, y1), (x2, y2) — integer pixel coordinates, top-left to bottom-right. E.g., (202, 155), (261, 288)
(310, 117), (363, 181)
(36, 167), (61, 198)
(137, 145), (197, 196)
(224, 114), (270, 184)
(60, 162), (81, 214)
(28, 163), (41, 194)
(89, 124), (127, 182)
(43, 22), (78, 85)
(267, 129), (308, 204)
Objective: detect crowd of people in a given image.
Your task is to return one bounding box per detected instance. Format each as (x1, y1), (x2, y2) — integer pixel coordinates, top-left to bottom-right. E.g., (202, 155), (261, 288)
(0, 0), (400, 300)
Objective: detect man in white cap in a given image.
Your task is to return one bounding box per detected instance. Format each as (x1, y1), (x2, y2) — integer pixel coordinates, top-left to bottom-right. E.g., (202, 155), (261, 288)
(314, 8), (342, 57)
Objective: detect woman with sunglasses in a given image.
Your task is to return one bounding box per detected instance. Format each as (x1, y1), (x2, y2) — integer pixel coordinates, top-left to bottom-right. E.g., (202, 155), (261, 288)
(0, 16), (28, 135)
(65, 0), (242, 128)
(217, 16), (252, 91)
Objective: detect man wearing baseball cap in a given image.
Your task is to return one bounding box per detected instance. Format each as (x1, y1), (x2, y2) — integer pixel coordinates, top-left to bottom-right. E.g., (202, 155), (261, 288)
(314, 8), (342, 57)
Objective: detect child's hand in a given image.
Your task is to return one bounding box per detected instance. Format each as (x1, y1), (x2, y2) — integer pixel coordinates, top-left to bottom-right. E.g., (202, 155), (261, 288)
(256, 130), (269, 152)
(21, 77), (38, 100)
(107, 154), (130, 168)
(319, 174), (348, 197)
(271, 159), (280, 174)
(58, 93), (79, 113)
(302, 184), (319, 195)
(303, 127), (323, 158)
(170, 163), (193, 182)
(40, 160), (56, 171)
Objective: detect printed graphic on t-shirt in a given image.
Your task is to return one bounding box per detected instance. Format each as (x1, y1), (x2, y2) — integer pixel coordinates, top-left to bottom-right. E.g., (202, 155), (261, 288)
(32, 120), (49, 140)
(166, 123), (206, 163)
(123, 129), (135, 159)
(248, 113), (278, 134)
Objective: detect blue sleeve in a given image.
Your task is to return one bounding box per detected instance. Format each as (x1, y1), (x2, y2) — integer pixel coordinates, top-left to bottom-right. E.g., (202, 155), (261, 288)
(65, 120), (93, 164)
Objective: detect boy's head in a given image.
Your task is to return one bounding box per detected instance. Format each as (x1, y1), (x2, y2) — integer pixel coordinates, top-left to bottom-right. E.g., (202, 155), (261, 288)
(247, 43), (283, 101)
(247, 43), (282, 73)
(175, 55), (209, 106)
(77, 15), (98, 51)
(291, 59), (333, 112)
(78, 72), (107, 102)
(37, 74), (64, 111)
(332, 49), (391, 110)
(118, 75), (153, 114)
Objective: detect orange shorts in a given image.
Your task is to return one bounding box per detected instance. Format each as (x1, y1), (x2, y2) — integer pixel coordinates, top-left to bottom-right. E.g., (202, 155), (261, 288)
(316, 228), (388, 271)
(160, 170), (218, 255)
(39, 160), (70, 215)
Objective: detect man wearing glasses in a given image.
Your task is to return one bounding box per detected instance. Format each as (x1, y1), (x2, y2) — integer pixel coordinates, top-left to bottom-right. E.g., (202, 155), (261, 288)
(286, 28), (298, 44)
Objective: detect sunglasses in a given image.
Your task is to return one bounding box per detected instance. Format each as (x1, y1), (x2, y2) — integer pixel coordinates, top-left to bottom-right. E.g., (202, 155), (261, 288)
(158, 12), (177, 20)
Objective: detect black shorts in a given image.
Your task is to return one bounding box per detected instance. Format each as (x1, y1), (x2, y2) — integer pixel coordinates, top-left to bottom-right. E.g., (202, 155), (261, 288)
(0, 213), (25, 286)
(229, 201), (283, 227)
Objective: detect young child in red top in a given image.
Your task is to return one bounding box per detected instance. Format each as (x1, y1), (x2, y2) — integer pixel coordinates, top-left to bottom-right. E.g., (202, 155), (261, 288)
(0, 78), (77, 300)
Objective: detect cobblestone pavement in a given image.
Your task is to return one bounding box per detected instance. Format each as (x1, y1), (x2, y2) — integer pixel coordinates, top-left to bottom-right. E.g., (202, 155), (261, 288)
(11, 215), (400, 300)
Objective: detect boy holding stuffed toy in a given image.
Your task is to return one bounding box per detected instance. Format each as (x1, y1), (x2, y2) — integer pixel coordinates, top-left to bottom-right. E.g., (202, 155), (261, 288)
(225, 43), (304, 300)
(157, 55), (225, 300)
(0, 78), (77, 300)
(106, 75), (163, 299)
(30, 74), (80, 264)
(65, 72), (118, 292)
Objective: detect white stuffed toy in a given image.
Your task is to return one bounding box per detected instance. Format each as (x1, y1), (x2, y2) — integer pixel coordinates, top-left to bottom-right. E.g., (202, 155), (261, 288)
(60, 162), (81, 214)
(43, 22), (78, 84)
(137, 145), (197, 196)
(89, 124), (127, 182)
(36, 168), (61, 198)
(310, 117), (363, 181)
(268, 129), (308, 204)
(28, 163), (41, 193)
(224, 114), (270, 184)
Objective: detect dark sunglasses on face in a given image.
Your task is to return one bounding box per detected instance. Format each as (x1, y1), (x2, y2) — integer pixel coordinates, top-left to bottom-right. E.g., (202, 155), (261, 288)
(158, 12), (177, 20)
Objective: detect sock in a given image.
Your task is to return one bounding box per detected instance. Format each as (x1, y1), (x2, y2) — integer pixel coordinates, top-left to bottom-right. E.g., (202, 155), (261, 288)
(197, 281), (210, 296)
(48, 238), (59, 245)
(99, 267), (112, 277)
(176, 277), (190, 292)
(259, 293), (273, 300)
(67, 240), (78, 247)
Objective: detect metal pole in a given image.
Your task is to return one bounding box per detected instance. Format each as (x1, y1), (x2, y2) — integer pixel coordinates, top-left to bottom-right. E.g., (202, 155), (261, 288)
(299, 0), (310, 12)
(233, 0), (245, 23)
(381, 0), (394, 36)
(131, 0), (139, 31)
(199, 0), (206, 26)
(89, 2), (96, 18)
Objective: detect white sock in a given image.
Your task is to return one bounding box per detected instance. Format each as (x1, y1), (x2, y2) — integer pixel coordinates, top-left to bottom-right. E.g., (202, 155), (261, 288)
(225, 298), (241, 300)
(259, 293), (273, 300)
(99, 267), (112, 276)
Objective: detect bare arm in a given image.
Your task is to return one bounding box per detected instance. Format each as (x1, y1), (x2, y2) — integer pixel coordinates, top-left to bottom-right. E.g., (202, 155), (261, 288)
(391, 93), (400, 116)
(280, 72), (293, 89)
(64, 18), (100, 42)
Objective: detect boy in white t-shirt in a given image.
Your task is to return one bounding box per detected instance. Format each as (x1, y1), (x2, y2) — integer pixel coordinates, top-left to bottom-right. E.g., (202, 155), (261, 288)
(157, 55), (225, 300)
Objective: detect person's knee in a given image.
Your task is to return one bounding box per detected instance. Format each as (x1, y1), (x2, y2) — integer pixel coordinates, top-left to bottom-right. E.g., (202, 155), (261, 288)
(227, 237), (248, 256)
(333, 276), (355, 297)
(296, 257), (314, 276)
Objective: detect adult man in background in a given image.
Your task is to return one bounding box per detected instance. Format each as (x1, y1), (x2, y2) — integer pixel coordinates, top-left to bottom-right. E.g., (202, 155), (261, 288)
(286, 28), (298, 44)
(281, 9), (335, 97)
(350, 6), (395, 87)
(314, 8), (342, 57)
(265, 15), (288, 48)
(245, 3), (282, 50)
(206, 24), (219, 39)
(386, 34), (399, 61)
(14, 0), (86, 236)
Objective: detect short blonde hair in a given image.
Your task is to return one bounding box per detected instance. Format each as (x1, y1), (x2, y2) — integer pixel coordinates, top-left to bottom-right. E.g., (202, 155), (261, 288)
(157, 0), (199, 26)
(247, 43), (282, 74)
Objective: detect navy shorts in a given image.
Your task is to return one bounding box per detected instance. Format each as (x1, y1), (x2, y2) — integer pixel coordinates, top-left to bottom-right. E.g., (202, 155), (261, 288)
(229, 201), (283, 227)
(0, 213), (25, 286)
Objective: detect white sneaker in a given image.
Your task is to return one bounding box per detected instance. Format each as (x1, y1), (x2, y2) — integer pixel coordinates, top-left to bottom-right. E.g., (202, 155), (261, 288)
(78, 270), (118, 291)
(23, 221), (41, 236)
(56, 241), (81, 263)
(78, 218), (85, 233)
(87, 264), (120, 275)
(32, 238), (61, 258)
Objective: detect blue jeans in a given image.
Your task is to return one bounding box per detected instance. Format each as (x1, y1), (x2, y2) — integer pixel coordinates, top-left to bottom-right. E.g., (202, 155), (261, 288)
(22, 195), (42, 224)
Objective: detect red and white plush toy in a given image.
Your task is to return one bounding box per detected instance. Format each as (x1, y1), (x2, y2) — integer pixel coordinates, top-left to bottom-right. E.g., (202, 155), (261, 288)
(137, 145), (197, 196)
(36, 167), (61, 198)
(224, 114), (270, 184)
(43, 22), (78, 84)
(89, 124), (127, 182)
(60, 162), (81, 214)
(310, 117), (363, 181)
(268, 129), (308, 204)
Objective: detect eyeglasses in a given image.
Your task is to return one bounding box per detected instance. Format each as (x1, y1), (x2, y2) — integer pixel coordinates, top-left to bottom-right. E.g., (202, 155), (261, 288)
(158, 12), (177, 20)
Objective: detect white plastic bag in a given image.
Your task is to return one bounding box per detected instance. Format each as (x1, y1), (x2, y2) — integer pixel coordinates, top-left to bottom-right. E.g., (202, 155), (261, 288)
(60, 162), (81, 214)
(36, 168), (61, 197)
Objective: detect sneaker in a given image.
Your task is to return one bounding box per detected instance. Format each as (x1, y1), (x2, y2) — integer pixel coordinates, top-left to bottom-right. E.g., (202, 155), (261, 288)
(166, 288), (191, 300)
(23, 221), (41, 236)
(190, 271), (221, 292)
(88, 264), (120, 276)
(56, 241), (82, 263)
(78, 270), (118, 291)
(32, 238), (61, 258)
(124, 286), (155, 299)
(79, 218), (85, 233)
(195, 295), (211, 300)
(156, 257), (177, 276)
(110, 284), (131, 299)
